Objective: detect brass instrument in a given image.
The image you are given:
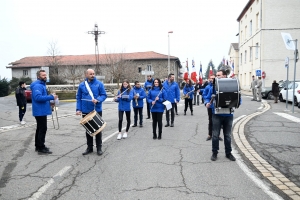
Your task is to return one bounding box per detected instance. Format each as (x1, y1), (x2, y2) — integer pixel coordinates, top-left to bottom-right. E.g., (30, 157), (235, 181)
(50, 97), (59, 130)
(134, 90), (139, 106)
(181, 89), (195, 99)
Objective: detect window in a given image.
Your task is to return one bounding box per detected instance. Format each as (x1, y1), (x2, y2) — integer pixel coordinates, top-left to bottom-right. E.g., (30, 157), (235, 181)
(249, 20), (252, 36)
(250, 47), (253, 61)
(245, 26), (247, 40)
(23, 70), (28, 76)
(245, 50), (247, 63)
(147, 64), (152, 71)
(138, 67), (142, 73)
(256, 13), (259, 30)
(255, 43), (259, 59)
(240, 53), (243, 65)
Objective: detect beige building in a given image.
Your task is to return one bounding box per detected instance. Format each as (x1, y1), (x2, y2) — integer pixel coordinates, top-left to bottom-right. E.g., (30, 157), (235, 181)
(237, 0), (300, 89)
(228, 43), (239, 77)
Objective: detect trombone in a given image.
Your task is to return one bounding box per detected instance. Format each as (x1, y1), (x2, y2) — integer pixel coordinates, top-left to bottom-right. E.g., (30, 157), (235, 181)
(50, 99), (59, 130)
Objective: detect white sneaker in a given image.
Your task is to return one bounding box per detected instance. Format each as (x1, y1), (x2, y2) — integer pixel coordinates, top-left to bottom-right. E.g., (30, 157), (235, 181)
(123, 132), (127, 138)
(21, 121), (26, 125)
(117, 133), (122, 140)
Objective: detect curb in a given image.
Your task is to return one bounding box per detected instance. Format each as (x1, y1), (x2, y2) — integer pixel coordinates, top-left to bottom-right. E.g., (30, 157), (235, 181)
(233, 101), (300, 200)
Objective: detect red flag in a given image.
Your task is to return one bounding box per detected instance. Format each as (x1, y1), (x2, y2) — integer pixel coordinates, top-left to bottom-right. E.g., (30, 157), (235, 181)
(190, 60), (197, 83)
(209, 65), (213, 76)
(184, 59), (189, 81)
(198, 62), (203, 84)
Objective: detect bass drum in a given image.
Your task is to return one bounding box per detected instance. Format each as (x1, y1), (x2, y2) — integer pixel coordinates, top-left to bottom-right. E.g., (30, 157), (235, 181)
(214, 78), (241, 108)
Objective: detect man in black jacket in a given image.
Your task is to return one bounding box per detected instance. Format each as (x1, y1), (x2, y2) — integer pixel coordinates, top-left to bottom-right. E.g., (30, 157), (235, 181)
(15, 81), (27, 125)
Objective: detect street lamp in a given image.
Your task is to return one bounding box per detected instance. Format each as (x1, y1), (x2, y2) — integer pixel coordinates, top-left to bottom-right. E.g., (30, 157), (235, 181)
(168, 31), (173, 75)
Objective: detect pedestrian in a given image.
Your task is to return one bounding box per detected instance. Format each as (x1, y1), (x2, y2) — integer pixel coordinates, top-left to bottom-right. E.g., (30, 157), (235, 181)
(30, 70), (58, 154)
(205, 69), (241, 161)
(114, 79), (133, 140)
(250, 75), (257, 101)
(183, 79), (194, 115)
(132, 81), (146, 127)
(163, 73), (180, 127)
(193, 81), (201, 105)
(144, 75), (153, 119)
(272, 80), (279, 103)
(15, 81), (27, 125)
(147, 78), (166, 140)
(76, 69), (107, 156)
(256, 77), (262, 102)
(202, 75), (223, 142)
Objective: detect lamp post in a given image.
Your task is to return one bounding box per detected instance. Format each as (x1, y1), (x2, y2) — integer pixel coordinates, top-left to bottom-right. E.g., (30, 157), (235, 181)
(168, 31), (173, 75)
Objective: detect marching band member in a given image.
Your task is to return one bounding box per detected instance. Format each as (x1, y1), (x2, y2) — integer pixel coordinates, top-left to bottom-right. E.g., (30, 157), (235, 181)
(163, 73), (180, 127)
(114, 79), (133, 140)
(183, 79), (194, 115)
(144, 75), (154, 119)
(193, 81), (201, 106)
(147, 78), (166, 140)
(76, 69), (107, 156)
(132, 81), (146, 127)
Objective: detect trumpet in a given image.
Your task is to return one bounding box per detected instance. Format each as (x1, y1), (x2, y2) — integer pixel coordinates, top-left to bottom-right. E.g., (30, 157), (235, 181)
(134, 91), (139, 106)
(181, 89), (195, 99)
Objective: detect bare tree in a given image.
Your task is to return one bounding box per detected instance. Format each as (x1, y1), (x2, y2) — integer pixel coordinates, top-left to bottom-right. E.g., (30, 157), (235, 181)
(60, 64), (86, 90)
(103, 51), (136, 87)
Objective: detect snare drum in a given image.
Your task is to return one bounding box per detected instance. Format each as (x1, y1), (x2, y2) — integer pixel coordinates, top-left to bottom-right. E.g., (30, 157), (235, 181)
(80, 111), (106, 137)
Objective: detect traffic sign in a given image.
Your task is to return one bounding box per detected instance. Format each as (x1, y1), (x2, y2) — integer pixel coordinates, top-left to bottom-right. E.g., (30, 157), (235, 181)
(141, 71), (154, 75)
(255, 69), (261, 77)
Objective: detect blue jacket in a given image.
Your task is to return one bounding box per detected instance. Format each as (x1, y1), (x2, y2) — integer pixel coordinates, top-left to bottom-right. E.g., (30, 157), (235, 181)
(147, 86), (166, 113)
(30, 80), (54, 116)
(162, 81), (180, 103)
(203, 82), (213, 108)
(132, 86), (146, 108)
(115, 87), (133, 111)
(76, 78), (107, 113)
(183, 84), (194, 99)
(144, 78), (153, 92)
(205, 84), (242, 116)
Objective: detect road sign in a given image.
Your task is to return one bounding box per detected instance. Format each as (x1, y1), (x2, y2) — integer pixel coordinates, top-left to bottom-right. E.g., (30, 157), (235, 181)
(281, 32), (295, 51)
(255, 69), (261, 77)
(141, 71), (154, 75)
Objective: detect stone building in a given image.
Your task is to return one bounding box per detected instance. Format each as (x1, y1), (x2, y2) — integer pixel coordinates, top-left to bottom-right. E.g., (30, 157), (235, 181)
(237, 0), (300, 89)
(6, 51), (182, 84)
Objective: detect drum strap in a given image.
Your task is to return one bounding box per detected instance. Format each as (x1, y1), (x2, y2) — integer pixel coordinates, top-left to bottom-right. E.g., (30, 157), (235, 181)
(85, 81), (95, 100)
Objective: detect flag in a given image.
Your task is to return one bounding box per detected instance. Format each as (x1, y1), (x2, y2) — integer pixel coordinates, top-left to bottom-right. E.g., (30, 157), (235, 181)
(183, 58), (189, 81)
(209, 65), (213, 76)
(191, 59), (197, 83)
(230, 60), (235, 77)
(198, 62), (203, 84)
(222, 57), (225, 66)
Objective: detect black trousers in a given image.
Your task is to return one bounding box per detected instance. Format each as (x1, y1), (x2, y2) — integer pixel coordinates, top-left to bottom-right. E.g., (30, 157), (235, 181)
(82, 112), (102, 149)
(133, 107), (143, 125)
(193, 94), (199, 105)
(184, 98), (193, 112)
(118, 111), (131, 132)
(207, 108), (213, 136)
(35, 116), (47, 150)
(152, 112), (163, 135)
(174, 102), (178, 114)
(18, 104), (27, 121)
(166, 103), (176, 124)
(146, 102), (151, 118)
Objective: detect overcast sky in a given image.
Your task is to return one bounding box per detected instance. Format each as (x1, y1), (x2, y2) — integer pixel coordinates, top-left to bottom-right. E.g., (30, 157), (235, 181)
(0, 0), (248, 80)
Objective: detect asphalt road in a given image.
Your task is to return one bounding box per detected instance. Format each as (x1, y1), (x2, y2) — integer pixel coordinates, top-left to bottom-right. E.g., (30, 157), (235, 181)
(0, 93), (299, 200)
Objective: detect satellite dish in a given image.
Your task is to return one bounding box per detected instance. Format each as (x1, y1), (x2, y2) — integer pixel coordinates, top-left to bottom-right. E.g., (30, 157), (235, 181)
(281, 32), (295, 51)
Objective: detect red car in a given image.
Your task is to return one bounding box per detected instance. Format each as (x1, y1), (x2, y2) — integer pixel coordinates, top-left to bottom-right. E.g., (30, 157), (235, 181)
(25, 86), (32, 101)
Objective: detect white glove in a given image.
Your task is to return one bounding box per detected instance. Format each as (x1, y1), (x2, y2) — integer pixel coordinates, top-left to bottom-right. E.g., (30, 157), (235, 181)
(255, 85), (257, 88)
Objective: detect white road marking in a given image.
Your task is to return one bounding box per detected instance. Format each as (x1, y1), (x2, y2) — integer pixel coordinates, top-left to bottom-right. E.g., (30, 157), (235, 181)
(232, 116), (283, 200)
(28, 166), (71, 200)
(274, 112), (300, 123)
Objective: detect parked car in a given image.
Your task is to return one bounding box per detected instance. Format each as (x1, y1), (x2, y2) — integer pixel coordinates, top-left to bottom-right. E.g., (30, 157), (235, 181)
(279, 81), (300, 106)
(25, 86), (32, 102)
(261, 80), (299, 100)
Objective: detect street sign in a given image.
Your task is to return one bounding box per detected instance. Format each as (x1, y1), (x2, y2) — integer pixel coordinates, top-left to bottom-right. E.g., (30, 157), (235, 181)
(281, 32), (295, 51)
(141, 71), (154, 75)
(255, 69), (261, 77)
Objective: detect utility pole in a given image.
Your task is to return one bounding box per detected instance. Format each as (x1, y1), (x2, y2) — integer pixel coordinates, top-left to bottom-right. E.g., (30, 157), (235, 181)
(88, 24), (105, 75)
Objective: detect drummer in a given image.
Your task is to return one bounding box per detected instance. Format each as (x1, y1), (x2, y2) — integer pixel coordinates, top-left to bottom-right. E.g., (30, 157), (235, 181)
(76, 69), (107, 156)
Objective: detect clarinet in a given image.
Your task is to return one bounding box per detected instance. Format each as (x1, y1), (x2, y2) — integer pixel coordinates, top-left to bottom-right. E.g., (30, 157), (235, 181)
(151, 87), (164, 109)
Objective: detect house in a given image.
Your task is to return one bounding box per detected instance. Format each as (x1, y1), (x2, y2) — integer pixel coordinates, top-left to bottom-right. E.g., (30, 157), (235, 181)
(228, 43), (239, 77)
(237, 0), (300, 89)
(6, 51), (182, 84)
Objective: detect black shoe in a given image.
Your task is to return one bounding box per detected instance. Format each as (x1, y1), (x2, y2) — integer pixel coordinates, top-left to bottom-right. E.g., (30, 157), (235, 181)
(206, 136), (212, 141)
(140, 124), (143, 127)
(251, 99), (256, 101)
(132, 124), (137, 127)
(146, 117), (150, 119)
(170, 123), (174, 127)
(226, 153), (236, 161)
(211, 153), (217, 161)
(82, 148), (93, 155)
(176, 113), (178, 115)
(219, 137), (223, 141)
(191, 111), (193, 115)
(35, 146), (50, 152)
(184, 111), (186, 115)
(165, 124), (170, 127)
(158, 136), (161, 140)
(97, 149), (103, 156)
(38, 148), (52, 154)
(257, 100), (261, 102)
(153, 134), (157, 139)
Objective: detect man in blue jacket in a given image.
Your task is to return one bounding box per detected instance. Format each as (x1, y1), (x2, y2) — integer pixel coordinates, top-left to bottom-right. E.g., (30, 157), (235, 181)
(205, 69), (241, 162)
(31, 70), (58, 154)
(132, 81), (146, 127)
(144, 75), (153, 119)
(163, 73), (180, 127)
(76, 69), (107, 156)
